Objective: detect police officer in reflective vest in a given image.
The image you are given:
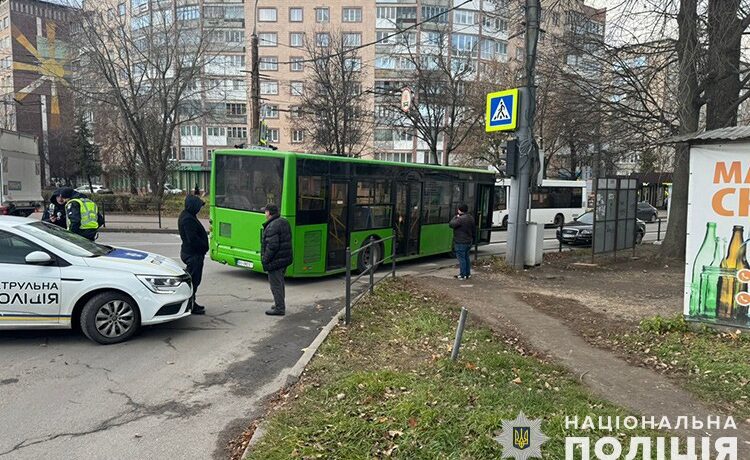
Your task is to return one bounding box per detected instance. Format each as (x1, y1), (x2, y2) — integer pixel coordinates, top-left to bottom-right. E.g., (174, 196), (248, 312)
(58, 187), (103, 241)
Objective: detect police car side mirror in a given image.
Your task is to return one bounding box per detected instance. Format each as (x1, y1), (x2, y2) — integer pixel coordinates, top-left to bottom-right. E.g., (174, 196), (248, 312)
(25, 251), (53, 265)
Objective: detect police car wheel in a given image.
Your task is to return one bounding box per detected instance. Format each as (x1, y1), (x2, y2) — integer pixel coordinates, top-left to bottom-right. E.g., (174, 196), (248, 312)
(80, 292), (141, 345)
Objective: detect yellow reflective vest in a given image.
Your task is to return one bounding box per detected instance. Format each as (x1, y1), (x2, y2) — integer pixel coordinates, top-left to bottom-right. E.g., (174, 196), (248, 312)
(66, 198), (99, 230)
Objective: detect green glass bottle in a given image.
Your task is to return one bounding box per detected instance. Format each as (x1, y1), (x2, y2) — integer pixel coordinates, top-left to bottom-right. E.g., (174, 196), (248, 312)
(700, 237), (723, 318)
(690, 223), (717, 316)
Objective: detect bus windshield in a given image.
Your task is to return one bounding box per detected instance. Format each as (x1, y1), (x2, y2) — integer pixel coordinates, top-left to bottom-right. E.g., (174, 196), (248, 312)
(215, 155), (284, 212)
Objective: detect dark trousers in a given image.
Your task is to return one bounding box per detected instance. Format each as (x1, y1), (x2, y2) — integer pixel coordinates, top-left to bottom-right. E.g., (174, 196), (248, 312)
(454, 243), (471, 277)
(181, 253), (205, 305)
(268, 269), (286, 312)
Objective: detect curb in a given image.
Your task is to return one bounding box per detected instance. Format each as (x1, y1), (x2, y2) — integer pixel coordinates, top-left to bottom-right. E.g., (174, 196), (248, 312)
(240, 306), (345, 459)
(100, 228), (179, 234)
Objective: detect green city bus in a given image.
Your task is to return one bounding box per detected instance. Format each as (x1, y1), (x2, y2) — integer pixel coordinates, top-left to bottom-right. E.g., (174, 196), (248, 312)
(209, 148), (496, 277)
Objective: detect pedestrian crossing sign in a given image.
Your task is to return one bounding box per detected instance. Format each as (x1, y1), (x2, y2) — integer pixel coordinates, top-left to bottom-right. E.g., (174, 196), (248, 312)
(485, 88), (519, 132)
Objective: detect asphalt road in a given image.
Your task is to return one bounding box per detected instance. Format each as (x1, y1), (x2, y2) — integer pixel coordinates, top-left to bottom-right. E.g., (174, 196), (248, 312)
(0, 233), (472, 460)
(0, 222), (667, 459)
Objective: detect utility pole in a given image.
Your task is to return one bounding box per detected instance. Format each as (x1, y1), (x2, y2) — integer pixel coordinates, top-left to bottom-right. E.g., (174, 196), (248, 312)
(250, 0), (261, 146)
(506, 0), (541, 269)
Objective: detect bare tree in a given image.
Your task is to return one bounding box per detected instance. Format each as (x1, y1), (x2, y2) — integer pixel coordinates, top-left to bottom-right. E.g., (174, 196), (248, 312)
(71, 5), (213, 199)
(297, 31), (372, 157)
(378, 26), (483, 165)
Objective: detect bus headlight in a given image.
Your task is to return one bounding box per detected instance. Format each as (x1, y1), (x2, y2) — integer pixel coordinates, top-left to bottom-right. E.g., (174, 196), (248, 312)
(137, 275), (184, 294)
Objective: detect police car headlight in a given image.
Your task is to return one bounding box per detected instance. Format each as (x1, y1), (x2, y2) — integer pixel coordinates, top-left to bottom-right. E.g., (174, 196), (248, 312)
(137, 275), (184, 294)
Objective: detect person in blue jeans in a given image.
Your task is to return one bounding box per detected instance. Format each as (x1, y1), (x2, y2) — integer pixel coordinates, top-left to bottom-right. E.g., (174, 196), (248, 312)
(449, 204), (476, 280)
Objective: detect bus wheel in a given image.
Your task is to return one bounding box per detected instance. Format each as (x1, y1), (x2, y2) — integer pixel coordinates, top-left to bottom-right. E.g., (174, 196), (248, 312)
(502, 216), (508, 229)
(554, 214), (565, 227)
(357, 237), (382, 273)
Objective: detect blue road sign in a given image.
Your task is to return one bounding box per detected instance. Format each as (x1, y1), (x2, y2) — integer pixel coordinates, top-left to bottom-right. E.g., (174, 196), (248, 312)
(485, 88), (519, 132)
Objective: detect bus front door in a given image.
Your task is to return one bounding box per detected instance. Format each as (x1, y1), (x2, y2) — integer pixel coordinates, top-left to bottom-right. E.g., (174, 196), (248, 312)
(395, 182), (422, 257)
(477, 184), (493, 244)
(327, 181), (349, 270)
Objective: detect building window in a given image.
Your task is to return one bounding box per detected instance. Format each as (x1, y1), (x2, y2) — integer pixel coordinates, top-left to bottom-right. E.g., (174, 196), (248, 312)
(290, 57), (304, 72)
(260, 81), (279, 95)
(290, 81), (304, 96)
(342, 7), (362, 23)
(266, 128), (280, 143)
(376, 31), (395, 44)
(179, 125), (202, 136)
(226, 30), (244, 44)
(316, 33), (330, 47)
(176, 6), (200, 21)
(261, 105), (279, 119)
(226, 103), (247, 116)
(345, 58), (362, 72)
(289, 106), (303, 118)
(315, 7), (329, 23)
(224, 6), (244, 20)
(181, 147), (203, 161)
(343, 32), (362, 48)
(292, 129), (304, 143)
(259, 56), (278, 71)
(453, 9), (475, 25)
(376, 6), (396, 20)
(257, 8), (277, 22)
(118, 3), (126, 16)
(258, 32), (277, 47)
(290, 32), (304, 47)
(452, 33), (479, 56)
(207, 127), (226, 137)
(205, 6), (223, 19)
(289, 7), (303, 22)
(228, 126), (248, 138)
(422, 5), (448, 23)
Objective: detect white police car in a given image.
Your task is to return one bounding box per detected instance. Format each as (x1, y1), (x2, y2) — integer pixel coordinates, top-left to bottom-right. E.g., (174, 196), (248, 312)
(0, 216), (193, 344)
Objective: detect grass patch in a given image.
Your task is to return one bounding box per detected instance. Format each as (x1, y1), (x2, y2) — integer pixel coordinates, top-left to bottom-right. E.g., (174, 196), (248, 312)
(247, 279), (661, 459)
(614, 315), (750, 420)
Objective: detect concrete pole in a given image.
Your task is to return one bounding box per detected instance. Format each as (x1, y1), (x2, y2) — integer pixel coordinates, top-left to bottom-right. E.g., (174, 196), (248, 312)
(250, 0), (261, 146)
(505, 0), (540, 269)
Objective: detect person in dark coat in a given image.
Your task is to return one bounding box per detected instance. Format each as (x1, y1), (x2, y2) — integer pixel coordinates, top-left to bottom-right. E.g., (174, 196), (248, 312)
(42, 189), (67, 229)
(261, 204), (293, 316)
(58, 187), (104, 241)
(449, 203), (475, 280)
(178, 195), (209, 315)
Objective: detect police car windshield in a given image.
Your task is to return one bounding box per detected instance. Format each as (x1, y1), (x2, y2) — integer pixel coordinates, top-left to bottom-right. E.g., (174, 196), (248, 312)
(17, 222), (111, 257)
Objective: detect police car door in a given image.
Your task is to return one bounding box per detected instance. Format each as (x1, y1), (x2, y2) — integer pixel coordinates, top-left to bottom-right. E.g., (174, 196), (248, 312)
(0, 230), (62, 325)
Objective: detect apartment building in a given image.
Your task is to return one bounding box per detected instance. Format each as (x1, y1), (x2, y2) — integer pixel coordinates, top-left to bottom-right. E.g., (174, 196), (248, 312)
(247, 1), (377, 153)
(0, 0), (75, 187)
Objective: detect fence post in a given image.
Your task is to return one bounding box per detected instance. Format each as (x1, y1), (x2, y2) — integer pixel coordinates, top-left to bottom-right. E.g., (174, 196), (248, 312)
(391, 237), (396, 278)
(451, 307), (468, 361)
(345, 247), (352, 325)
(369, 239), (374, 294)
(559, 221), (563, 252)
(657, 218), (662, 242)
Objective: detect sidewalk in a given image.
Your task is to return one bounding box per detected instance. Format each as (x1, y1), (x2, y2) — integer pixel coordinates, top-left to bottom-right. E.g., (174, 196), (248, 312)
(29, 212), (209, 233)
(415, 267), (750, 446)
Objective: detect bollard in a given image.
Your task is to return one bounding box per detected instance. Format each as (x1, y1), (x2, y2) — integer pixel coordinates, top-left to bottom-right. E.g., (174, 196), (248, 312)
(391, 238), (396, 279)
(369, 239), (374, 294)
(559, 221), (564, 252)
(345, 247), (352, 325)
(657, 218), (662, 242)
(451, 307), (468, 361)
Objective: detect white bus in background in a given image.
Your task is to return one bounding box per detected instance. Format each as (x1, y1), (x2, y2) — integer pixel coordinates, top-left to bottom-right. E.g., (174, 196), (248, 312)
(493, 179), (587, 228)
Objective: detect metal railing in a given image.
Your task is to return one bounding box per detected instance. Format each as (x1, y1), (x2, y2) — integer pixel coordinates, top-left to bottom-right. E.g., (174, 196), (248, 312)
(344, 235), (397, 325)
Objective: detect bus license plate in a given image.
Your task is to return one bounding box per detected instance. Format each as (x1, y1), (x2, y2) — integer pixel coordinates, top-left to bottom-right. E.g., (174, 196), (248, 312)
(237, 260), (254, 269)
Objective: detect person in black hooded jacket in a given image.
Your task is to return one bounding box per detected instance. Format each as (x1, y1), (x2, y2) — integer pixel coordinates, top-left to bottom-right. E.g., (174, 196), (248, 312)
(42, 189), (67, 228)
(178, 195), (209, 315)
(261, 204), (293, 316)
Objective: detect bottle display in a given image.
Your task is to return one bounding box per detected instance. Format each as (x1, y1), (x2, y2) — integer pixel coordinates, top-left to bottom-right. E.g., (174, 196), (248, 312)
(717, 226), (745, 319)
(690, 223), (717, 316)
